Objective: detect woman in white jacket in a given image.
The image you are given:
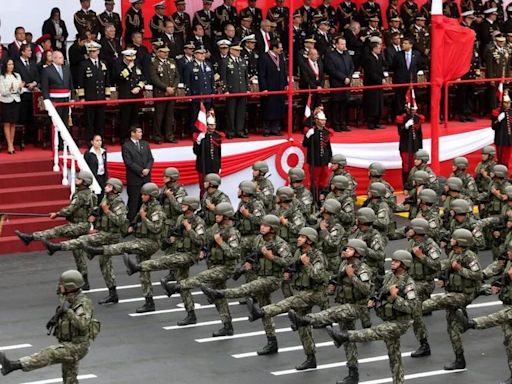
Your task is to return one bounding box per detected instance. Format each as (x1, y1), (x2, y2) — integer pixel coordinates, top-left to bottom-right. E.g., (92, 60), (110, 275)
(0, 58), (24, 154)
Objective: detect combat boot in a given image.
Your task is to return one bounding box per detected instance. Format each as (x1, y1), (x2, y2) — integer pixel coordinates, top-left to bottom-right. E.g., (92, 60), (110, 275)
(337, 366), (359, 384)
(0, 352), (22, 375)
(295, 354), (316, 370)
(444, 354), (466, 370)
(122, 254), (141, 276)
(42, 239), (62, 255)
(99, 287), (118, 304)
(212, 321), (234, 337)
(161, 281), (181, 297)
(201, 285), (224, 304)
(455, 308), (476, 333)
(84, 245), (104, 260)
(326, 325), (349, 348)
(288, 309), (310, 331)
(246, 297), (263, 322)
(257, 336), (278, 355)
(15, 230), (34, 245)
(161, 270), (176, 283)
(177, 311), (197, 326)
(411, 339), (431, 357)
(82, 274), (90, 291)
(136, 296), (155, 313)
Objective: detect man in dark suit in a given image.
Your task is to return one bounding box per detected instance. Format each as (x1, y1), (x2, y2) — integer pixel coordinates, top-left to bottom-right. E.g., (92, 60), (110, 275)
(391, 37), (421, 117)
(161, 20), (184, 60)
(240, 0), (264, 31)
(8, 27), (27, 60)
(99, 24), (122, 85)
(122, 126), (154, 222)
(343, 22), (364, 69)
(15, 44), (39, 143)
(384, 31), (402, 70)
(213, 0), (238, 39)
(189, 24), (213, 59)
(299, 48), (324, 128)
(68, 33), (88, 87)
(255, 19), (275, 55)
(362, 41), (385, 129)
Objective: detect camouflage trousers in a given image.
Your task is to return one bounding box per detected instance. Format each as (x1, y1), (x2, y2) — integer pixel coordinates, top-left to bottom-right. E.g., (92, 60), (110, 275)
(306, 303), (367, 368)
(140, 252), (196, 313)
(422, 291), (474, 356)
(103, 238), (160, 298)
(412, 280), (435, 342)
(33, 222), (90, 279)
(180, 266), (233, 323)
(61, 231), (120, 289)
(473, 306), (512, 373)
(348, 320), (412, 384)
(223, 276), (281, 337)
(19, 341), (89, 384)
(262, 289), (325, 355)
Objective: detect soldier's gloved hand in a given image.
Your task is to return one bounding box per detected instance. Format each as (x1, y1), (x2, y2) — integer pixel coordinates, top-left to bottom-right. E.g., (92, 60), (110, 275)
(58, 300), (71, 315)
(306, 128), (315, 138)
(405, 119), (414, 129)
(196, 132), (205, 144)
(498, 112), (506, 122)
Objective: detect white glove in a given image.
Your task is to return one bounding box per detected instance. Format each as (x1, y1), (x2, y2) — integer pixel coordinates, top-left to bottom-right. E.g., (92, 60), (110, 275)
(196, 132), (205, 144)
(498, 112), (506, 122)
(306, 128), (315, 138)
(405, 119), (414, 129)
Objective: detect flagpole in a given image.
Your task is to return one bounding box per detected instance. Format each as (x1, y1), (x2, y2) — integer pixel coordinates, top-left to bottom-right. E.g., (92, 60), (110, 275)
(430, 0), (443, 174)
(287, 0), (295, 140)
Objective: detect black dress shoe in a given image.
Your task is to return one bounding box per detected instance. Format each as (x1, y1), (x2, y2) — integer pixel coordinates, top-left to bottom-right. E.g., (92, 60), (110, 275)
(165, 136), (177, 143)
(263, 132), (270, 137)
(236, 133), (248, 138)
(465, 116), (476, 122)
(368, 125), (376, 130)
(152, 136), (162, 144)
(226, 134), (234, 139)
(459, 116), (467, 122)
(341, 126), (352, 132)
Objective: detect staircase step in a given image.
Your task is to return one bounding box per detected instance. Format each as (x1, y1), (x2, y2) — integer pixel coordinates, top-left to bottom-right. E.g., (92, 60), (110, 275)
(1, 217), (67, 237)
(0, 159), (54, 175)
(0, 171), (62, 188)
(0, 185), (70, 205)
(0, 200), (70, 216)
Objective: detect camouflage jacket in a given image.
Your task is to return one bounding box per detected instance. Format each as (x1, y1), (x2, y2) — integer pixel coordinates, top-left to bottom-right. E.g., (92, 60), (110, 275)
(95, 193), (128, 234)
(334, 259), (374, 305)
(134, 198), (165, 241)
(55, 293), (94, 343)
(161, 182), (188, 230)
(201, 189), (231, 226)
(58, 187), (97, 224)
(252, 234), (292, 277)
(407, 236), (441, 281)
(236, 198), (265, 236)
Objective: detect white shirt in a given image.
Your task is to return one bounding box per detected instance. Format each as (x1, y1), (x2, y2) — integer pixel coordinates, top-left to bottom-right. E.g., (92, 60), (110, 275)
(89, 147), (106, 175)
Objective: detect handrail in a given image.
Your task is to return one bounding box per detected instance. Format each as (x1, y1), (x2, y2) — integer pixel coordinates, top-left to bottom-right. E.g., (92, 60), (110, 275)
(43, 99), (102, 195)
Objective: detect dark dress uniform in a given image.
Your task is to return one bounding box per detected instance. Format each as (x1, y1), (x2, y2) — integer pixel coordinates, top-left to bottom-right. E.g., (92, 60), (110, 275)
(124, 6), (145, 46)
(303, 125), (333, 197)
(97, 10), (123, 40)
(314, 30), (333, 59)
(267, 6), (290, 48)
(362, 52), (385, 129)
(213, 3), (238, 39)
(456, 41), (480, 121)
(99, 38), (122, 85)
(408, 24), (431, 59)
(68, 41), (87, 87)
(240, 7), (264, 31)
(183, 59), (215, 134)
(161, 33), (184, 60)
(400, 1), (419, 30)
(343, 28), (364, 69)
(485, 43), (511, 110)
(77, 58), (109, 139)
(150, 14), (170, 40)
(193, 9), (215, 37)
(420, 1), (432, 24)
(292, 26), (307, 75)
(220, 55), (249, 138)
(397, 112), (424, 186)
(386, 3), (400, 24)
(74, 9), (99, 35)
(149, 56), (180, 142)
(336, 1), (358, 31)
(318, 3), (337, 28)
(176, 54), (194, 81)
(193, 130), (222, 185)
(297, 5), (318, 35)
(492, 107), (512, 165)
(114, 60), (145, 138)
(172, 12), (192, 41)
(241, 47), (259, 78)
(360, 1), (382, 26)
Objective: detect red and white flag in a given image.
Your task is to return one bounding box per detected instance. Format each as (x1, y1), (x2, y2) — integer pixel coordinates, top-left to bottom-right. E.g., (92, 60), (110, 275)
(195, 102), (207, 133)
(497, 81), (504, 104)
(304, 93), (312, 121)
(406, 86), (418, 109)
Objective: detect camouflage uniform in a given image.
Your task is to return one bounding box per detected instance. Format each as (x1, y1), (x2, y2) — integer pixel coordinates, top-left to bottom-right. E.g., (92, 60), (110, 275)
(254, 176), (275, 212)
(326, 169), (357, 201)
(33, 187), (97, 279)
(441, 213), (486, 251)
(317, 217), (344, 274)
(416, 203), (441, 242)
(200, 188), (231, 226)
(293, 184), (314, 217)
(452, 170), (478, 201)
(367, 198), (392, 243)
(474, 158), (496, 194)
(351, 227), (386, 283)
(325, 189), (355, 228)
(480, 177), (511, 218)
(235, 198), (265, 268)
(406, 164), (439, 193)
(160, 181), (187, 237)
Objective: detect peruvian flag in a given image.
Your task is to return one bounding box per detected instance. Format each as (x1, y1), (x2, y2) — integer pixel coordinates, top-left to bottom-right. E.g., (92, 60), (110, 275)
(497, 80), (504, 104)
(304, 93), (312, 121)
(195, 102), (207, 133)
(406, 85), (418, 109)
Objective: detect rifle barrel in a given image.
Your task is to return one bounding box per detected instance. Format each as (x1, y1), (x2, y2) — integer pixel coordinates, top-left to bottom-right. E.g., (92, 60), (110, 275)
(0, 212), (50, 217)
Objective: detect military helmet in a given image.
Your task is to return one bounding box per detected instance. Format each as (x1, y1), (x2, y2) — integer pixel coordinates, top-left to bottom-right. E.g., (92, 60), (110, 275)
(450, 198), (472, 214)
(413, 170), (429, 185)
(369, 162), (386, 177)
(418, 188), (437, 204)
(446, 177), (463, 192)
(453, 156), (469, 169)
(345, 238), (367, 257)
(106, 178), (123, 193)
(331, 175), (349, 190)
(60, 269), (84, 290)
(141, 182), (159, 197)
(369, 182), (386, 198)
(415, 149), (430, 162)
(215, 202), (235, 218)
(451, 228), (474, 247)
(182, 196), (200, 210)
(331, 154), (347, 166)
(77, 170), (93, 186)
(505, 185), (512, 200)
(289, 167), (305, 182)
(277, 186), (294, 202)
(252, 161), (269, 174)
(163, 167), (180, 180)
(493, 164), (508, 178)
(323, 198), (341, 214)
(356, 207), (376, 224)
(261, 214), (280, 231)
(410, 218), (429, 235)
(299, 227), (318, 243)
(392, 250), (413, 268)
(482, 145), (496, 156)
(205, 173), (221, 187)
(239, 180), (256, 195)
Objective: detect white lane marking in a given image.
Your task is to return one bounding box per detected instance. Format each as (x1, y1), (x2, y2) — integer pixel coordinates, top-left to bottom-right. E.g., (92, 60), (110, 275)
(195, 327), (292, 343)
(128, 301), (241, 317)
(19, 374), (97, 384)
(359, 369), (466, 384)
(0, 343), (31, 351)
(164, 313), (287, 330)
(233, 341), (334, 358)
(468, 300), (501, 309)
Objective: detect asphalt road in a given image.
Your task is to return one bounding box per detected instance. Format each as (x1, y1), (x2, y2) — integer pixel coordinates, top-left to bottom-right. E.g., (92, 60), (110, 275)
(0, 235), (509, 384)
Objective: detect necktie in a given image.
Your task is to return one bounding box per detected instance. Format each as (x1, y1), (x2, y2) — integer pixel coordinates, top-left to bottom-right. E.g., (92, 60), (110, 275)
(406, 52), (411, 69)
(25, 60), (29, 68)
(57, 65), (63, 80)
(396, 46), (400, 52)
(265, 32), (270, 48)
(136, 141), (141, 151)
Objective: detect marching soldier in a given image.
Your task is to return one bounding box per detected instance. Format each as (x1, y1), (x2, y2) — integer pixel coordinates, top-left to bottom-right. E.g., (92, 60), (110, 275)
(251, 161), (275, 212)
(160, 167), (188, 240)
(149, 44), (180, 143)
(213, 0), (238, 39)
(125, 0), (145, 46)
(289, 168), (314, 217)
(417, 188), (441, 241)
(481, 165), (511, 219)
(316, 199), (345, 274)
(450, 157), (478, 201)
(367, 162), (397, 210)
(84, 183), (165, 314)
(400, 0), (419, 30)
(405, 149), (439, 194)
(408, 16), (430, 59)
(42, 178), (127, 304)
(193, 0), (215, 38)
(326, 175), (356, 228)
(98, 0), (123, 41)
(324, 154), (357, 202)
(492, 95), (512, 165)
(172, 0), (192, 42)
(475, 146), (497, 194)
(150, 1), (170, 40)
(397, 170), (429, 220)
(366, 182), (393, 241)
(200, 173), (231, 227)
(74, 0), (99, 36)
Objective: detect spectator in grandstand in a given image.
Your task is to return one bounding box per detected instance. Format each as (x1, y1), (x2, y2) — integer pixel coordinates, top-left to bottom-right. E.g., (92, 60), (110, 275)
(42, 7), (69, 59)
(0, 58), (23, 154)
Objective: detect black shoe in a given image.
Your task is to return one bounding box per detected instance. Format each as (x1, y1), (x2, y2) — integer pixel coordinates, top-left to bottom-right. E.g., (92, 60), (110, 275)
(201, 285), (224, 304)
(411, 340), (431, 357)
(236, 133), (248, 138)
(288, 309), (309, 331)
(455, 308), (475, 333)
(122, 253), (140, 276)
(246, 297), (263, 322)
(84, 245), (104, 260)
(212, 321), (234, 337)
(99, 287), (118, 304)
(152, 136), (162, 144)
(161, 271), (176, 284)
(337, 366), (359, 384)
(340, 126), (352, 132)
(333, 126), (342, 132)
(295, 354), (316, 370)
(82, 275), (90, 291)
(257, 336), (278, 355)
(263, 132), (270, 137)
(177, 311), (197, 326)
(444, 354), (466, 370)
(0, 352), (22, 375)
(136, 296), (155, 313)
(226, 133), (234, 139)
(161, 281), (181, 297)
(42, 239), (62, 255)
(326, 325), (349, 348)
(15, 230), (34, 245)
(459, 116), (467, 122)
(465, 116), (476, 122)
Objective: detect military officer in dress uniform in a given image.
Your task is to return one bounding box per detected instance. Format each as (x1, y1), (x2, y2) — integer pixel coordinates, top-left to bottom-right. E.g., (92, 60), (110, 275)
(150, 1), (169, 40)
(318, 0), (336, 30)
(77, 42), (109, 140)
(486, 36), (511, 111)
(213, 0), (238, 39)
(360, 0), (382, 27)
(125, 0), (144, 46)
(297, 0), (318, 35)
(193, 0), (215, 38)
(335, 0), (357, 31)
(384, 17), (404, 47)
(237, 16), (255, 41)
(172, 0), (192, 42)
(176, 42), (195, 80)
(400, 0), (419, 30)
(98, 0), (123, 41)
(240, 0), (264, 31)
(267, 0), (290, 46)
(149, 45), (180, 144)
(492, 94), (512, 165)
(409, 16), (430, 59)
(74, 0), (99, 36)
(99, 24), (121, 83)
